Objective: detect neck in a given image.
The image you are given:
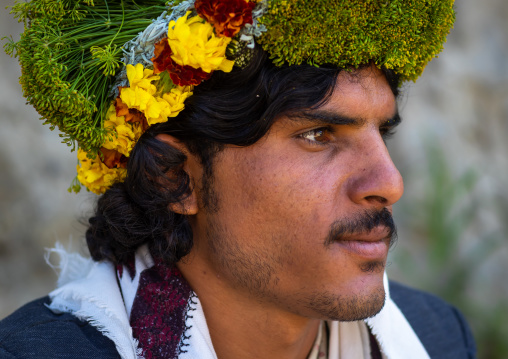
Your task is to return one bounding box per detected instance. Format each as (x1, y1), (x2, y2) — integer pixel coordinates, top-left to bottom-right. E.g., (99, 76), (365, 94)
(177, 253), (320, 359)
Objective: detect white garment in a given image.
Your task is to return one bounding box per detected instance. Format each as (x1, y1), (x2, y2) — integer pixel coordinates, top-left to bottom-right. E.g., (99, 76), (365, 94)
(47, 245), (430, 359)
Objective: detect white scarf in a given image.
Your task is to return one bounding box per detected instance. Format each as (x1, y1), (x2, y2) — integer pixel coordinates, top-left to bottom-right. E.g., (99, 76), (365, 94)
(47, 244), (429, 359)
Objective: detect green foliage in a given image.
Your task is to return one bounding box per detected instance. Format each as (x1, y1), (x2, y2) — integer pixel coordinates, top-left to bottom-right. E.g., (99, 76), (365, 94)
(4, 0), (168, 154)
(156, 70), (177, 96)
(90, 44), (123, 76)
(394, 141), (508, 359)
(258, 0), (455, 82)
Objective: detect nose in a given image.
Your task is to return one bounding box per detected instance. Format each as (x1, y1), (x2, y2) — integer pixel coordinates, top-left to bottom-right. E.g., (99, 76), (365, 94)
(347, 136), (404, 208)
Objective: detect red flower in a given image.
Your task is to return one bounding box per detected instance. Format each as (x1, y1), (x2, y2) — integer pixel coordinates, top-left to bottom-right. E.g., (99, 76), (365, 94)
(151, 38), (212, 86)
(99, 147), (127, 169)
(167, 64), (212, 86)
(152, 39), (173, 74)
(195, 0), (256, 37)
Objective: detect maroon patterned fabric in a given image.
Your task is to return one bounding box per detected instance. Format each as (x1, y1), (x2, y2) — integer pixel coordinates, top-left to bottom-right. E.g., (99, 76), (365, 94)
(129, 260), (193, 359)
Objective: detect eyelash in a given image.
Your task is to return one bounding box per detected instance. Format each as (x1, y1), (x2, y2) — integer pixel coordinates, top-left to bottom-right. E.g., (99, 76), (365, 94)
(380, 127), (397, 141)
(298, 127), (334, 146)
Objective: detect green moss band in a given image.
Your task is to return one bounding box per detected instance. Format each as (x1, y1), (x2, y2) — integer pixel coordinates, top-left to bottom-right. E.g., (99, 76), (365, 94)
(258, 0), (455, 82)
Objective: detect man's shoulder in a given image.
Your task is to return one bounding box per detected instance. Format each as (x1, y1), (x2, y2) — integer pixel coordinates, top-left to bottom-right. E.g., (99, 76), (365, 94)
(0, 297), (119, 359)
(389, 281), (476, 359)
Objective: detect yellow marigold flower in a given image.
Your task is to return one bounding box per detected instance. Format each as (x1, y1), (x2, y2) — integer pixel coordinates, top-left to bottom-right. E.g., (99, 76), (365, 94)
(121, 88), (166, 126)
(102, 104), (143, 157)
(121, 64), (193, 126)
(168, 11), (234, 73)
(126, 63), (159, 94)
(142, 85), (193, 125)
(76, 149), (126, 195)
(162, 85), (193, 118)
(121, 86), (154, 113)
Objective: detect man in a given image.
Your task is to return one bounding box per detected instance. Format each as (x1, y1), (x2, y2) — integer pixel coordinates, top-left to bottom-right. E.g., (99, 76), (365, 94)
(0, 0), (475, 358)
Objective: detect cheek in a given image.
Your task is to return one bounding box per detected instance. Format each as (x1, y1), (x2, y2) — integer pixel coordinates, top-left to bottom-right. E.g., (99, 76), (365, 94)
(216, 149), (348, 237)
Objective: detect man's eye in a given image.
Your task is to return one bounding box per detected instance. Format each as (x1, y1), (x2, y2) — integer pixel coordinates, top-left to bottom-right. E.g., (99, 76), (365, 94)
(299, 128), (331, 145)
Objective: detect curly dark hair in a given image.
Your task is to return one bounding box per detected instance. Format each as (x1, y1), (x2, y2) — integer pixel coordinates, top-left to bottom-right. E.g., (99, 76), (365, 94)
(86, 48), (401, 266)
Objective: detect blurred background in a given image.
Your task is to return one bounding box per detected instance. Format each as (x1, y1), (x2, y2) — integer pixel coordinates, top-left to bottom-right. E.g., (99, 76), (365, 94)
(1, 0), (507, 357)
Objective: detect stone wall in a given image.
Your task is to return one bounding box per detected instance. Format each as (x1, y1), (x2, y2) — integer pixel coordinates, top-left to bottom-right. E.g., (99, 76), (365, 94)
(0, 1), (95, 315)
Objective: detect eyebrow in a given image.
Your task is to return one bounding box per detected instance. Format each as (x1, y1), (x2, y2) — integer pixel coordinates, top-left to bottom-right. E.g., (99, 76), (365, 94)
(290, 110), (402, 129)
(380, 112), (402, 129)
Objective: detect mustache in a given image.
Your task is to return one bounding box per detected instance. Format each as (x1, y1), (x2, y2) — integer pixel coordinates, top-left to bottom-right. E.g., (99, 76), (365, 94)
(324, 208), (397, 247)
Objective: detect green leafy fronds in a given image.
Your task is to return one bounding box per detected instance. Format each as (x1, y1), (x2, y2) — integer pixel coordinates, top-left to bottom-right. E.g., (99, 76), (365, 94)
(258, 0), (455, 82)
(9, 0), (96, 24)
(68, 175), (83, 193)
(2, 36), (17, 57)
(5, 0), (168, 155)
(91, 44), (123, 76)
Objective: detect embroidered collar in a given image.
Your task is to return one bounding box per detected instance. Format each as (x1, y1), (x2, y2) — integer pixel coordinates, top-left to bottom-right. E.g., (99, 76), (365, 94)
(124, 257), (195, 358)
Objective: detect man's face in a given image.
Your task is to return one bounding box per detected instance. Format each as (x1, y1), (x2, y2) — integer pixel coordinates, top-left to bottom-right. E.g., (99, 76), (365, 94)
(188, 65), (404, 321)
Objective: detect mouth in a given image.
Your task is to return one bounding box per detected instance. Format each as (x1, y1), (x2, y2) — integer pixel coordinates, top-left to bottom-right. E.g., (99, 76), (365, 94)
(333, 226), (391, 260)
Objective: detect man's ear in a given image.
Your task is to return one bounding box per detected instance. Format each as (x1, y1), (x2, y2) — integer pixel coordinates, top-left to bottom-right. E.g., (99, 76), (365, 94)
(156, 134), (200, 216)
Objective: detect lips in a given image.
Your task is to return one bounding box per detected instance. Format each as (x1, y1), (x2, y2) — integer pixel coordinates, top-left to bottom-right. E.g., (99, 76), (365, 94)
(334, 226), (391, 260)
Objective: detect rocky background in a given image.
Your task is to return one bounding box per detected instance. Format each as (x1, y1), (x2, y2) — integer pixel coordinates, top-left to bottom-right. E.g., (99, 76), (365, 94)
(1, 0), (507, 357)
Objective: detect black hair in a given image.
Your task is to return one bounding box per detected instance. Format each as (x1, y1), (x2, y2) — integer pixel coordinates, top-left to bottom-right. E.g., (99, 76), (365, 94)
(86, 48), (400, 266)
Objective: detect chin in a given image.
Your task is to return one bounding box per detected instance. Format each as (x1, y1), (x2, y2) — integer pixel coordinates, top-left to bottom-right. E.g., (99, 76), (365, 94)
(359, 260), (387, 274)
(306, 276), (386, 322)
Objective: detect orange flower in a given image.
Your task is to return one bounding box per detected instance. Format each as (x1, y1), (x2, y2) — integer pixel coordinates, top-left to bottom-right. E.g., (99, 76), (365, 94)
(100, 147), (127, 169)
(114, 97), (149, 131)
(195, 0), (256, 37)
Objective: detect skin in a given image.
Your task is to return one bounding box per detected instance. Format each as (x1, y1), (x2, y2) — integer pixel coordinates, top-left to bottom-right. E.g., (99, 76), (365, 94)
(163, 65), (404, 359)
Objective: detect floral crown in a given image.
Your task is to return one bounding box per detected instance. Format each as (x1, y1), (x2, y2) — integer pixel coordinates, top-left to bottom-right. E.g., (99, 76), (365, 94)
(4, 0), (455, 194)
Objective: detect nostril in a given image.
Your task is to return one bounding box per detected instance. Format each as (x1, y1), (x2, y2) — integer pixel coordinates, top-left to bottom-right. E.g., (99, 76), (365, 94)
(365, 195), (388, 205)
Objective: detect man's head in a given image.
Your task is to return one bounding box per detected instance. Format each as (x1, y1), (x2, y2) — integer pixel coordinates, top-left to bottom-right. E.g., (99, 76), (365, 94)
(87, 49), (402, 321)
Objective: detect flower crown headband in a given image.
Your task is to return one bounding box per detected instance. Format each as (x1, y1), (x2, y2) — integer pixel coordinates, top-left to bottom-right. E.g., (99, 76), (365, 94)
(4, 0), (455, 194)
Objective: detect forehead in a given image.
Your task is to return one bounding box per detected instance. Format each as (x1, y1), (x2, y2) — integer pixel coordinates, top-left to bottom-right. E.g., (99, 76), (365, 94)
(319, 66), (397, 122)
